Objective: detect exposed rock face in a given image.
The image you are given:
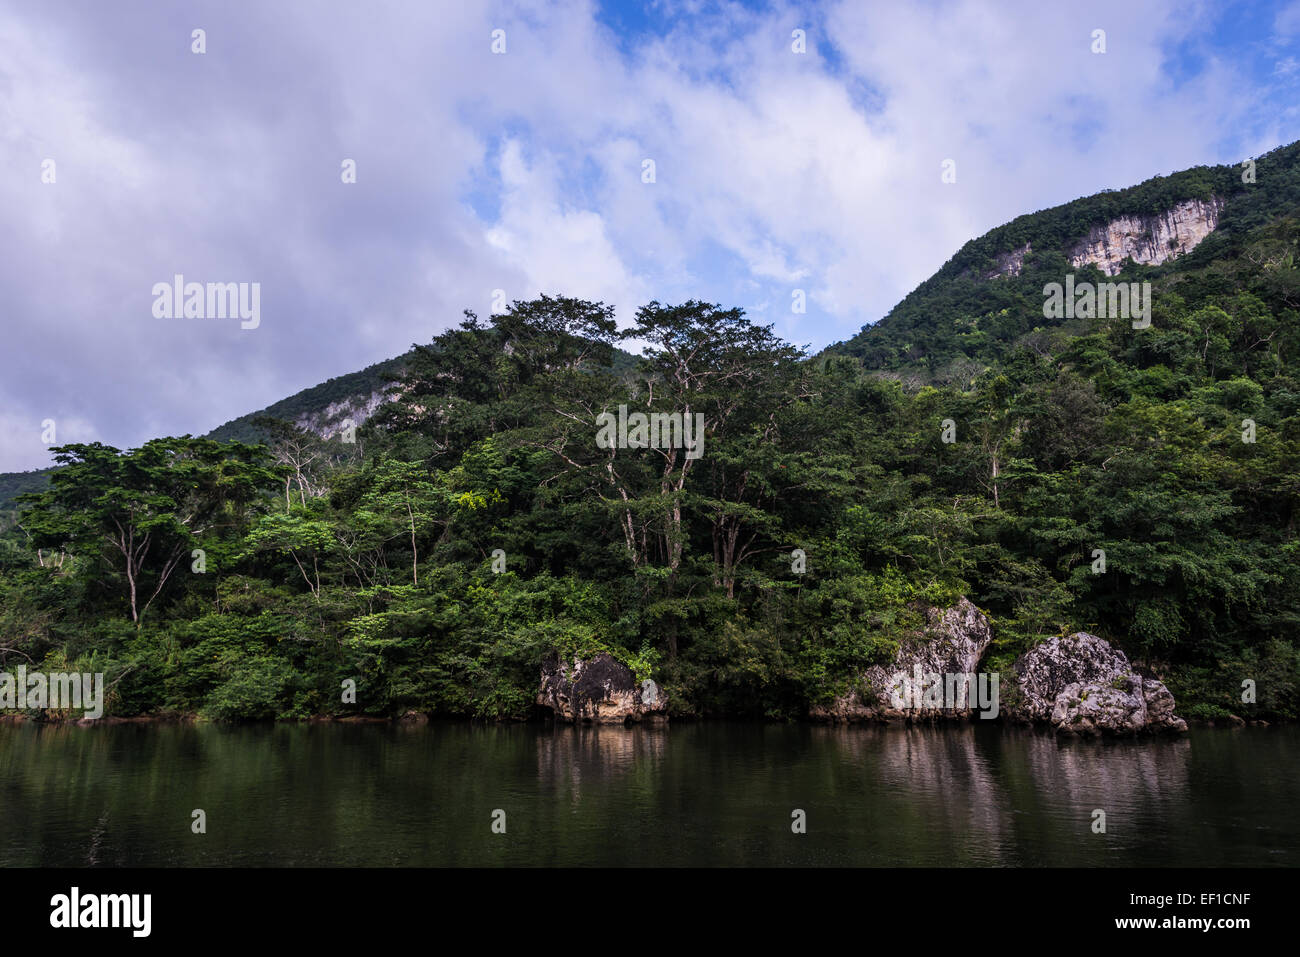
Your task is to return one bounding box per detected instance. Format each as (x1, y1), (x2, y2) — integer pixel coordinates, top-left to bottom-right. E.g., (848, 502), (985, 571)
(295, 388), (396, 442)
(810, 598), (995, 723)
(984, 243), (1032, 279)
(1012, 632), (1187, 735)
(537, 653), (668, 724)
(1068, 197), (1224, 276)
(984, 198), (1225, 281)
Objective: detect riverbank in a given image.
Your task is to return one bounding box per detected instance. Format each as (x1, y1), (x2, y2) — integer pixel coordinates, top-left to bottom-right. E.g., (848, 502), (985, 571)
(0, 603), (1284, 732)
(0, 709), (1283, 729)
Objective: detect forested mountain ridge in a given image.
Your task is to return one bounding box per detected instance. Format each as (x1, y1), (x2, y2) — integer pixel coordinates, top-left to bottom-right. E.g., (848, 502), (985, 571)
(3, 142), (1300, 725)
(3, 140), (1292, 504)
(206, 353), (412, 446)
(0, 356), (413, 510)
(0, 337), (642, 509)
(825, 139), (1300, 385)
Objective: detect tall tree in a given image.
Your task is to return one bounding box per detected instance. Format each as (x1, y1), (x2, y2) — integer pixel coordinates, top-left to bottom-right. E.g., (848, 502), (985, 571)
(19, 438), (280, 625)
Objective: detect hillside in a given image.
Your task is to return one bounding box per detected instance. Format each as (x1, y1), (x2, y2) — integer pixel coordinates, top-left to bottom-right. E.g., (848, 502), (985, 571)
(0, 468), (56, 524)
(0, 333), (641, 507)
(0, 355), (411, 510)
(205, 352), (413, 445)
(826, 139), (1300, 383)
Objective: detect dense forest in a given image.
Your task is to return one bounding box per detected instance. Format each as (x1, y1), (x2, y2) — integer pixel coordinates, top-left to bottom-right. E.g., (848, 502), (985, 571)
(4, 144), (1300, 724)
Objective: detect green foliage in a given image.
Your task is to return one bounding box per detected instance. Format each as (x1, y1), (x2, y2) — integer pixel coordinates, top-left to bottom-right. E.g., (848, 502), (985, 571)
(7, 141), (1300, 723)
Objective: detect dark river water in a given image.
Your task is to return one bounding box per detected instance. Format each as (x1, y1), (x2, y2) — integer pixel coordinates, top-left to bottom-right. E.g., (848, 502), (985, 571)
(1, 721), (1295, 867)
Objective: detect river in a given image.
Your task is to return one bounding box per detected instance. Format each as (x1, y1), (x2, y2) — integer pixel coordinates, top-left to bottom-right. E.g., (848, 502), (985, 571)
(1, 721), (1295, 866)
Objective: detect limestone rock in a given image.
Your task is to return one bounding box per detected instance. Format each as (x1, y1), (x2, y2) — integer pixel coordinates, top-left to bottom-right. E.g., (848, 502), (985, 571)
(809, 597), (995, 723)
(1067, 197), (1224, 276)
(985, 199), (1224, 282)
(1013, 632), (1187, 735)
(984, 243), (1033, 279)
(537, 652), (667, 724)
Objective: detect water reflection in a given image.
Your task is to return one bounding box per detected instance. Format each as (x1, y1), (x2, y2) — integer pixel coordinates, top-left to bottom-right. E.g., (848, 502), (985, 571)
(535, 724), (669, 802)
(0, 721), (1292, 867)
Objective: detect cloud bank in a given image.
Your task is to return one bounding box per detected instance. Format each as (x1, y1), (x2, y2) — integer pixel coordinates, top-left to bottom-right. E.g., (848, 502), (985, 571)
(2, 0), (1297, 470)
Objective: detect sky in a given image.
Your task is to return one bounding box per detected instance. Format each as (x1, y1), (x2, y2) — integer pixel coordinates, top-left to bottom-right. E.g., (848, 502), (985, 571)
(3, 0), (1300, 472)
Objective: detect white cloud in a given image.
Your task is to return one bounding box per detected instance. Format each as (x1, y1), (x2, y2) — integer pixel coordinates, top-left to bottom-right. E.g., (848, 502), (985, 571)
(484, 140), (647, 323)
(0, 412), (98, 473)
(0, 0), (1292, 470)
(1277, 0), (1300, 36)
